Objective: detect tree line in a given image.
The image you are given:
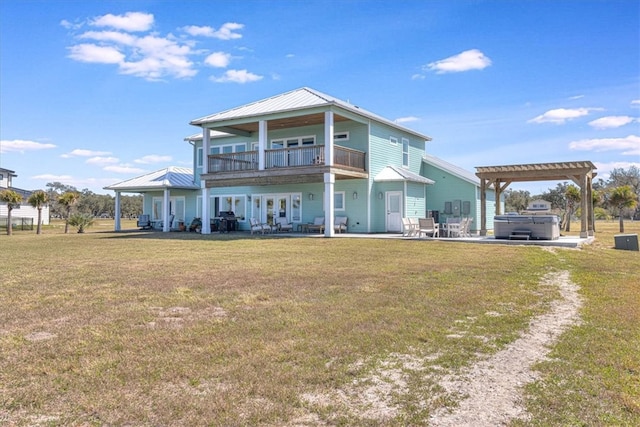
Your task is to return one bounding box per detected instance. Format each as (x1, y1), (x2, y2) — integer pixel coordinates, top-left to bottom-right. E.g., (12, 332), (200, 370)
(504, 166), (639, 232)
(1, 181), (142, 235)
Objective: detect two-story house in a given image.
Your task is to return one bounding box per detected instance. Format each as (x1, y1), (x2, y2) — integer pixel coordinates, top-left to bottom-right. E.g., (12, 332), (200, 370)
(107, 87), (499, 235)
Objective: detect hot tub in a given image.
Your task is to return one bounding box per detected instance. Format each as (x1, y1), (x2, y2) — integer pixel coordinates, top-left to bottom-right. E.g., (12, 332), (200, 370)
(494, 215), (560, 240)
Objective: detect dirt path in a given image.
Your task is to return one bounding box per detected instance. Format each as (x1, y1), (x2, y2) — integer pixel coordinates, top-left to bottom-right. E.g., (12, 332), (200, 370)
(298, 270), (583, 425)
(428, 270), (582, 426)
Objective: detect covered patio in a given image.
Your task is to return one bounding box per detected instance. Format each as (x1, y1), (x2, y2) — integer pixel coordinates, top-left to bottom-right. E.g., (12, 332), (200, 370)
(475, 161), (597, 238)
(105, 167), (200, 232)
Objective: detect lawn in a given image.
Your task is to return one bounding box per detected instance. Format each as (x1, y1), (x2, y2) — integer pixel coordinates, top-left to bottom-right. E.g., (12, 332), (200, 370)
(1, 220), (638, 426)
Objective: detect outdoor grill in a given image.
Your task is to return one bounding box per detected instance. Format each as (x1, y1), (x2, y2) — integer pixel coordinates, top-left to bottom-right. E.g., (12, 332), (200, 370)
(493, 214), (560, 240)
(216, 211), (237, 233)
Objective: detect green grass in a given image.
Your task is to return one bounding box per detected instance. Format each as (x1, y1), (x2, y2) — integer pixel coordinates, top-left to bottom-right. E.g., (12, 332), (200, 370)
(1, 220), (638, 425)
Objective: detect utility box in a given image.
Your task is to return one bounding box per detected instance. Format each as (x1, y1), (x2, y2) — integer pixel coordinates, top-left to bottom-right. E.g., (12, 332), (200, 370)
(614, 234), (639, 251)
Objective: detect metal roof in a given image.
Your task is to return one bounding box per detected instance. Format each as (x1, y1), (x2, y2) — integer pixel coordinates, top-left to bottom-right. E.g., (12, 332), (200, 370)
(104, 167), (199, 192)
(423, 154), (480, 186)
(374, 165), (435, 185)
(189, 87), (432, 141)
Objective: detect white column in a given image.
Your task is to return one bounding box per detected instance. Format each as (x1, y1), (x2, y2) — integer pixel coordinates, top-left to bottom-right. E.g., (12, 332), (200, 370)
(324, 172), (335, 237)
(201, 187), (211, 234)
(202, 128), (210, 174)
(258, 120), (267, 170)
(163, 188), (170, 232)
(324, 111), (334, 166)
(114, 191), (121, 231)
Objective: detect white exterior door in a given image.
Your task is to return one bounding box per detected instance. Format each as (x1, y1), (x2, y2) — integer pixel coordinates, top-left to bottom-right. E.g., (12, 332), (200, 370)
(386, 191), (403, 232)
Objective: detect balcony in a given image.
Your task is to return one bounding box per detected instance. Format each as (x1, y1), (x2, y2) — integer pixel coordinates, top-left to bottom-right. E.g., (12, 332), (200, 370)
(203, 145), (367, 187)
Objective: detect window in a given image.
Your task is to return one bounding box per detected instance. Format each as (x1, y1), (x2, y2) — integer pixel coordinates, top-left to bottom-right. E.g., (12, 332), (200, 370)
(402, 138), (409, 167)
(271, 135), (316, 148)
(390, 136), (398, 146)
(210, 143), (246, 154)
(323, 191), (345, 211)
(334, 131), (349, 141)
(197, 147), (203, 168)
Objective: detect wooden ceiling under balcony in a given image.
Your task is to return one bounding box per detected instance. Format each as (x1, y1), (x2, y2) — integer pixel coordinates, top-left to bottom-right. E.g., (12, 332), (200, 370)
(219, 113), (351, 134)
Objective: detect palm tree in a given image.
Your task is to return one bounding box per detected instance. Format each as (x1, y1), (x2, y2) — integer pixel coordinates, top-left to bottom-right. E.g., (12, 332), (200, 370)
(67, 213), (95, 233)
(57, 191), (80, 234)
(609, 185), (639, 232)
(0, 189), (23, 236)
(27, 190), (49, 235)
(564, 185), (581, 232)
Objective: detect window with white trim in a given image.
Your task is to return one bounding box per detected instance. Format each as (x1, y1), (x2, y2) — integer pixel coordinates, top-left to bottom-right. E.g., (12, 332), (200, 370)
(334, 131), (349, 142)
(271, 135), (316, 148)
(210, 143), (247, 154)
(322, 191), (346, 211)
(402, 138), (409, 167)
(390, 136), (398, 146)
(197, 147), (203, 167)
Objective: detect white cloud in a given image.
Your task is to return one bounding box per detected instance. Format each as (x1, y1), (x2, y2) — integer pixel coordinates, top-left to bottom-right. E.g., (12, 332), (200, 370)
(86, 156), (119, 165)
(588, 116), (636, 129)
(62, 149), (111, 158)
(411, 73), (426, 80)
(425, 49), (492, 74)
(103, 165), (147, 174)
(569, 135), (640, 156)
(395, 116), (420, 124)
(568, 95), (585, 100)
(79, 30), (137, 45)
(65, 14), (254, 81)
(91, 12), (154, 32)
(211, 69), (263, 83)
(181, 22), (244, 40)
(67, 43), (125, 64)
(528, 107), (603, 124)
(134, 155), (172, 164)
(32, 173), (74, 181)
(632, 100), (640, 107)
(205, 51), (232, 68)
(0, 139), (56, 154)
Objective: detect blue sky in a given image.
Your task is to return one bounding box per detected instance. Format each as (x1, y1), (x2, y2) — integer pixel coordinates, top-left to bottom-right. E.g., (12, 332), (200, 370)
(1, 0), (638, 195)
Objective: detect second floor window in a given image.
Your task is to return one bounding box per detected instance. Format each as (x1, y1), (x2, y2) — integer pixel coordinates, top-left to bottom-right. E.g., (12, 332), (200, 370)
(402, 138), (409, 167)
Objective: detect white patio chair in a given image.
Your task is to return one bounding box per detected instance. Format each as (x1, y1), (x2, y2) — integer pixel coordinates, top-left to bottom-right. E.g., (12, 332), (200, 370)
(418, 217), (439, 238)
(274, 217), (293, 232)
(250, 218), (271, 234)
(334, 216), (348, 233)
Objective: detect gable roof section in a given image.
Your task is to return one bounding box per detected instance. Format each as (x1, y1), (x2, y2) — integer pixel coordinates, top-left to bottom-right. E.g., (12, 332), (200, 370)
(104, 167), (199, 192)
(190, 87), (432, 141)
(423, 154), (480, 186)
(374, 165), (435, 185)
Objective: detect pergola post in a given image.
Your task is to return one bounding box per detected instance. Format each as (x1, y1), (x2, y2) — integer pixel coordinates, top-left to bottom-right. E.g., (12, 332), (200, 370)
(480, 178), (487, 236)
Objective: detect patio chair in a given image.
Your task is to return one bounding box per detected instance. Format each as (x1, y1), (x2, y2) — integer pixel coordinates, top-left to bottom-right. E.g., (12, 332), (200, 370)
(250, 218), (271, 234)
(274, 217), (293, 232)
(334, 216), (348, 233)
(137, 214), (151, 230)
(402, 218), (415, 237)
(306, 216), (325, 233)
(446, 217), (467, 238)
(418, 217), (439, 238)
(409, 217), (419, 233)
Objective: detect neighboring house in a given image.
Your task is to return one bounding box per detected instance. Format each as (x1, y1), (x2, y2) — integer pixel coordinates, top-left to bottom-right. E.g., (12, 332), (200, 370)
(107, 87), (498, 235)
(0, 167), (50, 226)
(524, 199), (552, 213)
(422, 154), (503, 234)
